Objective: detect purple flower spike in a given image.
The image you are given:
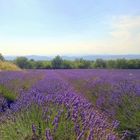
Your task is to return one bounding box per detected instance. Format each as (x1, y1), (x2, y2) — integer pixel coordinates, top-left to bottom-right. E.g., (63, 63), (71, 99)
(32, 124), (36, 134)
(46, 128), (53, 140)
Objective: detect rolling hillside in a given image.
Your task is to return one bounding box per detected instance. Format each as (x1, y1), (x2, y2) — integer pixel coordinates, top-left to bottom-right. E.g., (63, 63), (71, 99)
(0, 61), (20, 71)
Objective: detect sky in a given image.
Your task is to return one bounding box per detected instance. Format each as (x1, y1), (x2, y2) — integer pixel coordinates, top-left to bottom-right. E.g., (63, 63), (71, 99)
(0, 0), (140, 56)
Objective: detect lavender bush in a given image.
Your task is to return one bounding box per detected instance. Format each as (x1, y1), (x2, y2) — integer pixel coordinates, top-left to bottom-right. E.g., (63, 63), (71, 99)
(1, 69), (139, 139)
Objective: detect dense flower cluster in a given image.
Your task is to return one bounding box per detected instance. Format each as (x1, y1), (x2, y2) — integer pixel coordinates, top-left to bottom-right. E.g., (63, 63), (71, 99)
(1, 69), (139, 139)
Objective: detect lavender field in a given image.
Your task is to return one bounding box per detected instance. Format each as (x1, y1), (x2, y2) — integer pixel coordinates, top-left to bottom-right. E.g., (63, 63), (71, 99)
(0, 70), (140, 140)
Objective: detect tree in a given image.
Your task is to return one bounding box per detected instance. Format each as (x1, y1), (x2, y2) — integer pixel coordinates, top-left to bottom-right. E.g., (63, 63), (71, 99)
(107, 60), (116, 68)
(51, 56), (63, 69)
(15, 57), (30, 69)
(62, 60), (72, 69)
(42, 61), (52, 69)
(94, 59), (106, 68)
(115, 59), (128, 69)
(35, 61), (44, 69)
(127, 59), (140, 69)
(76, 59), (91, 69)
(0, 53), (5, 61)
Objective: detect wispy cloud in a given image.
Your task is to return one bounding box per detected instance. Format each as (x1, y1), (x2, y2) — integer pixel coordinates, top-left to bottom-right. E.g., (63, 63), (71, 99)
(110, 15), (140, 40)
(104, 15), (140, 54)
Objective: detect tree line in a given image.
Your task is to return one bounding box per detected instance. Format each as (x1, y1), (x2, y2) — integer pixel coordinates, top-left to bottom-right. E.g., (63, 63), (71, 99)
(14, 56), (140, 69)
(0, 53), (140, 69)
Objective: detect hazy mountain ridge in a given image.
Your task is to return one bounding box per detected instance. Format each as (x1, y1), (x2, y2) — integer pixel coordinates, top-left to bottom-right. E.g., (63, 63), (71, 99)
(5, 54), (140, 61)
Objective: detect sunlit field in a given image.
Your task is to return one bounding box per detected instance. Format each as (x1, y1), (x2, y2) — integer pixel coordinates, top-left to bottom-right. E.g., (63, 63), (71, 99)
(0, 69), (140, 140)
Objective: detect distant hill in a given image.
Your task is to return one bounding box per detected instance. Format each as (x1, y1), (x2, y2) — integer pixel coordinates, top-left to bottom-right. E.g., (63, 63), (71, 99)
(5, 55), (51, 61)
(62, 55), (140, 60)
(0, 61), (20, 71)
(5, 54), (140, 61)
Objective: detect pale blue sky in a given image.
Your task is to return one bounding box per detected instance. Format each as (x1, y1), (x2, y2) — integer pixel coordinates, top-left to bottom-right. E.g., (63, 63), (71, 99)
(0, 0), (140, 55)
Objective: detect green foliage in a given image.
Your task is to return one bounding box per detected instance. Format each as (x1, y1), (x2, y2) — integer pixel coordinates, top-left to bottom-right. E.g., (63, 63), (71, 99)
(35, 61), (44, 69)
(94, 59), (106, 68)
(116, 96), (140, 139)
(51, 55), (63, 69)
(15, 57), (31, 69)
(13, 56), (140, 69)
(62, 60), (73, 69)
(107, 60), (116, 68)
(0, 53), (5, 61)
(70, 78), (140, 138)
(115, 59), (128, 69)
(0, 104), (75, 140)
(42, 61), (52, 69)
(74, 59), (91, 69)
(0, 85), (17, 102)
(0, 105), (44, 140)
(127, 59), (140, 69)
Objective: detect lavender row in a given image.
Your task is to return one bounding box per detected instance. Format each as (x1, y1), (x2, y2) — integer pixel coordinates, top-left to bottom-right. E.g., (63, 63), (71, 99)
(0, 70), (120, 139)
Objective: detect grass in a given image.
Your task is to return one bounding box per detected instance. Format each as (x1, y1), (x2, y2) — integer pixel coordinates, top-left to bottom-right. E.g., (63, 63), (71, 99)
(0, 85), (17, 102)
(70, 79), (140, 139)
(0, 61), (20, 71)
(0, 103), (76, 140)
(116, 96), (140, 139)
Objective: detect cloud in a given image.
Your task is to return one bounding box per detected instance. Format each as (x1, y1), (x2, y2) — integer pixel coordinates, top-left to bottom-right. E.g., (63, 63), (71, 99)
(112, 16), (140, 29)
(110, 15), (140, 41)
(105, 15), (140, 54)
(1, 37), (139, 56)
(0, 15), (140, 55)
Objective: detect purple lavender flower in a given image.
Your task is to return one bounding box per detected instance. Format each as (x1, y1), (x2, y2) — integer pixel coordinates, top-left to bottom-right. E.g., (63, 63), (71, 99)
(46, 128), (53, 140)
(32, 124), (36, 134)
